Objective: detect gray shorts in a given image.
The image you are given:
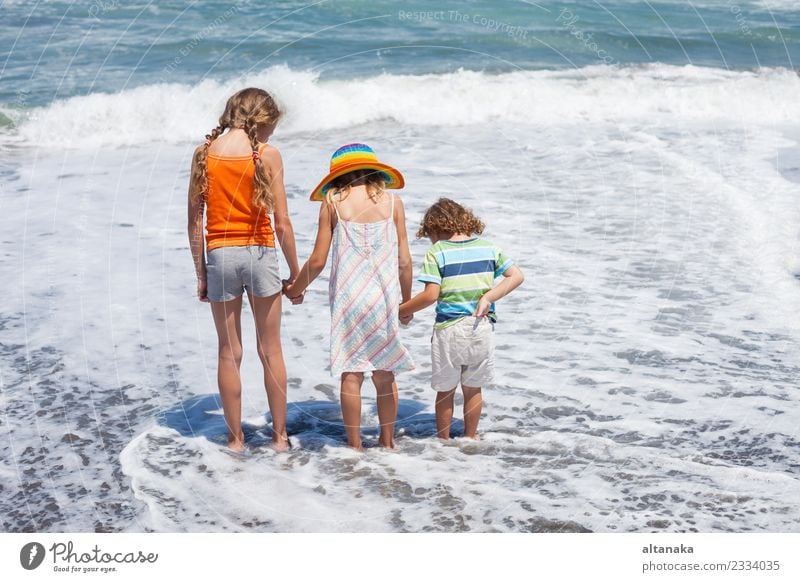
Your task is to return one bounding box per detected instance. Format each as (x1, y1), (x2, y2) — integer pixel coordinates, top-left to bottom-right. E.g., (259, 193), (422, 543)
(431, 316), (495, 391)
(206, 245), (281, 302)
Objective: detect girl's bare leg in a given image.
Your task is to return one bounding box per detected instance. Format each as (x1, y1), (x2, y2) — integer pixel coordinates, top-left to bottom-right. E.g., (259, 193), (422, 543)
(341, 372), (364, 449)
(372, 370), (398, 448)
(461, 386), (483, 439)
(210, 296), (245, 451)
(435, 388), (456, 440)
(249, 291), (290, 451)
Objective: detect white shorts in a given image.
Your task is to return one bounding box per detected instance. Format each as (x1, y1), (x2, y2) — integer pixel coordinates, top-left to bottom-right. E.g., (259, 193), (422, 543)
(431, 316), (495, 392)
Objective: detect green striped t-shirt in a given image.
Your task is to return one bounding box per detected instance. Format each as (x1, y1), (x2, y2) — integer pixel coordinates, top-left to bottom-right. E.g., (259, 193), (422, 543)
(418, 237), (514, 329)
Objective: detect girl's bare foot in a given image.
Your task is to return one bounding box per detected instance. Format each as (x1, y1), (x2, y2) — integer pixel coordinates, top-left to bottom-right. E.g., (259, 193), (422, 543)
(378, 436), (395, 448)
(227, 439), (245, 452)
(347, 441), (364, 451)
(271, 432), (291, 452)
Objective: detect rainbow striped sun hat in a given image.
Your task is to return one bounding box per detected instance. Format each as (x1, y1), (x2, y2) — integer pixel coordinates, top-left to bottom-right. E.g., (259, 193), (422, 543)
(309, 143), (405, 201)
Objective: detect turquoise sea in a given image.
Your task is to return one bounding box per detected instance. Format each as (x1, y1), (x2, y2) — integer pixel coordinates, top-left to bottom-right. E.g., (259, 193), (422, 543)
(2, 0), (800, 108)
(2, 1), (800, 533)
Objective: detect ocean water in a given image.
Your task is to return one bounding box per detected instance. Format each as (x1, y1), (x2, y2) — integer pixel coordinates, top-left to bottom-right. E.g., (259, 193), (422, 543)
(2, 1), (800, 533)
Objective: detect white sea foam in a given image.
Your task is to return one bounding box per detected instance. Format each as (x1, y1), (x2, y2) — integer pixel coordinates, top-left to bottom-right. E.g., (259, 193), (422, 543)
(3, 63), (800, 532)
(5, 64), (800, 149)
(751, 0), (800, 12)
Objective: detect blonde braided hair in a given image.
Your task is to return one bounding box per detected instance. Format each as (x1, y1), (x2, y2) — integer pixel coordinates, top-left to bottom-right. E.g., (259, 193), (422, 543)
(190, 88), (282, 211)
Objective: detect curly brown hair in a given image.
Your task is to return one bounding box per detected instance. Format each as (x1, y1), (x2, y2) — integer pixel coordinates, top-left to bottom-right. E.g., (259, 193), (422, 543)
(417, 198), (485, 239)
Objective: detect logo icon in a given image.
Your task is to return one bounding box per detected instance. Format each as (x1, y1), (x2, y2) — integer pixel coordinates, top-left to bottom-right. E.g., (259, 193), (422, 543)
(20, 542), (46, 570)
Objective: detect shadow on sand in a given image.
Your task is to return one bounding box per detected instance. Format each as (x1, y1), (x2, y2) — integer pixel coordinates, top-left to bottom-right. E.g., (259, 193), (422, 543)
(157, 395), (466, 449)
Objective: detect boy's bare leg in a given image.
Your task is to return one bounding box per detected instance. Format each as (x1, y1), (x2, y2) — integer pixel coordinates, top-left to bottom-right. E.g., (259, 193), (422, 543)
(341, 372), (365, 450)
(435, 388), (456, 439)
(462, 386), (483, 439)
(372, 370), (398, 448)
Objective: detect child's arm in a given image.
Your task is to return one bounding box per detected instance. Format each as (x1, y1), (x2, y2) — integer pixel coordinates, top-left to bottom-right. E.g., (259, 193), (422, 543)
(263, 146), (301, 282)
(474, 266), (524, 317)
(400, 244), (442, 321)
(187, 146), (208, 302)
(399, 283), (440, 318)
(284, 201), (335, 301)
(393, 196), (413, 303)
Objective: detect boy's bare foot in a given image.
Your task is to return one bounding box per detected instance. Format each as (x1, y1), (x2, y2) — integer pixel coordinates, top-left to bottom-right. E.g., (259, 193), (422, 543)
(378, 437), (395, 449)
(464, 433), (480, 441)
(346, 441), (364, 451)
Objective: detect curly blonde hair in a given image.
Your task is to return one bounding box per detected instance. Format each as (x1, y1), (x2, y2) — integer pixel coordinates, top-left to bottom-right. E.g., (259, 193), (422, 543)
(190, 87), (282, 211)
(417, 198), (485, 239)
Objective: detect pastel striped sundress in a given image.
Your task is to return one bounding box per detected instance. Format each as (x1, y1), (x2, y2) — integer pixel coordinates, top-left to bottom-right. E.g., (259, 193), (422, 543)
(328, 194), (415, 375)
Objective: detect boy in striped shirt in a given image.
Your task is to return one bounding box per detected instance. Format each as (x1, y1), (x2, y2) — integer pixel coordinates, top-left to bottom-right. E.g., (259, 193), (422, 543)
(400, 198), (524, 439)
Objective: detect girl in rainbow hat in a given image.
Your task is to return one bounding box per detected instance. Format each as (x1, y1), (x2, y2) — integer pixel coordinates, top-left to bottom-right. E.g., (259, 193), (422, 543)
(285, 144), (415, 450)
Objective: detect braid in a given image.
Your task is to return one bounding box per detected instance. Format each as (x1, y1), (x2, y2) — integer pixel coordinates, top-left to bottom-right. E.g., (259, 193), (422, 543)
(245, 117), (275, 212)
(203, 88), (282, 211)
(190, 124), (225, 206)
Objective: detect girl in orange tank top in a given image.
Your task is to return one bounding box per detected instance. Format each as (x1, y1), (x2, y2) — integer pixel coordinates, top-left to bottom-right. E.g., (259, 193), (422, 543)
(187, 88), (300, 452)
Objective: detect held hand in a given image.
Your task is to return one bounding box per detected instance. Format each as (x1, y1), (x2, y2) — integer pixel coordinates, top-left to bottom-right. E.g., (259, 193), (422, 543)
(399, 313), (414, 326)
(282, 279), (305, 305)
(197, 275), (209, 302)
(474, 296), (491, 318)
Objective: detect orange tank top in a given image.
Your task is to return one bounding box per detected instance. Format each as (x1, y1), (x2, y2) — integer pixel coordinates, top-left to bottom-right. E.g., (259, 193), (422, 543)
(205, 143), (275, 251)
